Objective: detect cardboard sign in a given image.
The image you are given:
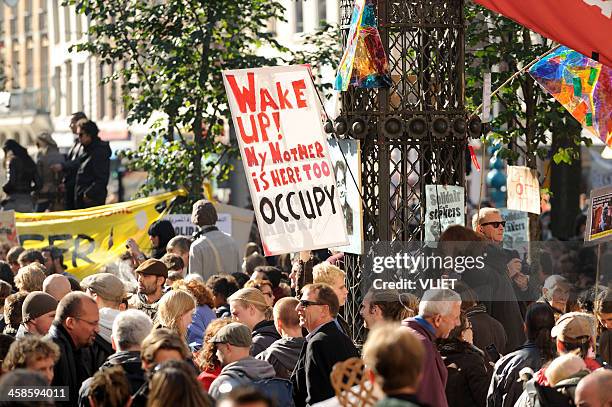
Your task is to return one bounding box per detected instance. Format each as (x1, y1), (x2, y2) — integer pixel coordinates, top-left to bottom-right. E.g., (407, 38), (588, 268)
(328, 139), (363, 254)
(223, 65), (349, 255)
(425, 185), (465, 242)
(165, 213), (232, 237)
(507, 166), (541, 214)
(500, 208), (530, 259)
(0, 210), (18, 246)
(585, 185), (612, 244)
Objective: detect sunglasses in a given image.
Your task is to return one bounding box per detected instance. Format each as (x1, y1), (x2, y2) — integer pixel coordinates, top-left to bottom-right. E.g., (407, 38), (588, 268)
(299, 299), (327, 308)
(480, 221), (506, 228)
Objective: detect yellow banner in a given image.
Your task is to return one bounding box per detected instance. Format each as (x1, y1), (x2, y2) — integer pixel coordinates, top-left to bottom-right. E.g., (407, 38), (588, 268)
(16, 190), (186, 280)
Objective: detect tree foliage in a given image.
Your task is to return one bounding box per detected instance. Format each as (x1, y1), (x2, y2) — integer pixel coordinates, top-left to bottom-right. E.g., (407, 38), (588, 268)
(465, 3), (591, 168)
(67, 0), (340, 209)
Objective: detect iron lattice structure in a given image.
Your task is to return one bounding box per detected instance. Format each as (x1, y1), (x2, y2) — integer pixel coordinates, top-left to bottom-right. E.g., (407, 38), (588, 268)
(336, 0), (468, 343)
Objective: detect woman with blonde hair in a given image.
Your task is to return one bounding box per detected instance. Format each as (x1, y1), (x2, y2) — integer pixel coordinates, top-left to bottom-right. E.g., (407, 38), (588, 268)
(154, 289), (196, 340)
(228, 287), (280, 356)
(172, 279), (216, 350)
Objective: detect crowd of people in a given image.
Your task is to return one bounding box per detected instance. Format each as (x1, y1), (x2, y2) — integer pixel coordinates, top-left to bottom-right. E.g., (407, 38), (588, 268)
(1, 112), (111, 213)
(0, 125), (610, 406)
(0, 200), (607, 407)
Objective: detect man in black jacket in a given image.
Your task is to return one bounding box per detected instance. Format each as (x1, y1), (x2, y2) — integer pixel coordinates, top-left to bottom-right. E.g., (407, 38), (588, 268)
(73, 119), (111, 209)
(291, 283), (359, 407)
(78, 309), (153, 406)
(46, 291), (99, 405)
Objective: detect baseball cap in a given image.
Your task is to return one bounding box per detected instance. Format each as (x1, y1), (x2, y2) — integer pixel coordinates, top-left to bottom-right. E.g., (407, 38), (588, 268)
(208, 322), (252, 347)
(22, 291), (58, 323)
(81, 273), (126, 303)
(551, 312), (596, 343)
(134, 259), (168, 279)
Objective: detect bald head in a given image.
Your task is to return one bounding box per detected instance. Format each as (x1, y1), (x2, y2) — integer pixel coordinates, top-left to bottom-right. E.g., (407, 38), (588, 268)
(43, 274), (72, 301)
(575, 369), (612, 407)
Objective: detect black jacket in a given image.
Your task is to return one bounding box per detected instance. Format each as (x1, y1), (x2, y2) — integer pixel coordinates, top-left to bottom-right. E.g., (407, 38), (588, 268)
(78, 350), (145, 407)
(466, 304), (508, 356)
(89, 333), (114, 371)
(487, 341), (544, 407)
(74, 138), (111, 208)
(2, 155), (39, 195)
(251, 319), (281, 357)
(291, 321), (359, 407)
(438, 339), (490, 407)
(46, 322), (95, 406)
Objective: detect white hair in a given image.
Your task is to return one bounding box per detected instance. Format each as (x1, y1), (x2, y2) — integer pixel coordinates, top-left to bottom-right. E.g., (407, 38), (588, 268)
(472, 207), (501, 230)
(111, 309), (153, 351)
(418, 289), (461, 317)
(543, 275), (568, 291)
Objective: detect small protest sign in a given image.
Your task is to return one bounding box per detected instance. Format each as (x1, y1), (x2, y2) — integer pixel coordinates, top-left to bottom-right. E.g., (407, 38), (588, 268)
(166, 213), (232, 237)
(500, 208), (530, 258)
(0, 210), (18, 246)
(328, 139), (363, 254)
(223, 65), (349, 255)
(585, 185), (612, 244)
(425, 185), (465, 242)
(507, 166), (541, 214)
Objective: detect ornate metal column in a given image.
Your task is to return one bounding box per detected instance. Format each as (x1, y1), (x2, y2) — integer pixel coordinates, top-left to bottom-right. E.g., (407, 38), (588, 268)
(336, 0), (469, 342)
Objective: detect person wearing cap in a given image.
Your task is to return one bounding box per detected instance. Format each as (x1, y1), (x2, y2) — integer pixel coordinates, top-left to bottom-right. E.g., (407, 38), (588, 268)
(34, 131), (65, 212)
(189, 199), (240, 281)
(16, 291), (58, 338)
(514, 311), (603, 407)
(208, 322), (275, 400)
(82, 273), (127, 344)
(128, 258), (168, 321)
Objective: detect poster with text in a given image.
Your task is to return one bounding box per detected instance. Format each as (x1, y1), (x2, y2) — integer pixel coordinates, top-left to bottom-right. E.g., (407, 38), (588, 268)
(328, 139), (363, 254)
(223, 65), (349, 255)
(165, 213), (232, 237)
(425, 185), (465, 242)
(500, 208), (530, 259)
(507, 166), (541, 214)
(585, 185), (612, 244)
(0, 210), (18, 246)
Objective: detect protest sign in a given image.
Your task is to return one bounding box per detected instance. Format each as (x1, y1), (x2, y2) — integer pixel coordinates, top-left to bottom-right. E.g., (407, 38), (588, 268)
(425, 185), (465, 242)
(500, 208), (530, 258)
(585, 185), (612, 244)
(0, 210), (18, 246)
(223, 65), (349, 256)
(507, 166), (541, 214)
(15, 190), (183, 280)
(166, 213), (232, 237)
(328, 139), (363, 254)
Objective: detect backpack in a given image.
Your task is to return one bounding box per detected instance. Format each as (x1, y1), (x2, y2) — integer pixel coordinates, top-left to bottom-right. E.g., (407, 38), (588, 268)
(250, 377), (295, 407)
(520, 373), (586, 407)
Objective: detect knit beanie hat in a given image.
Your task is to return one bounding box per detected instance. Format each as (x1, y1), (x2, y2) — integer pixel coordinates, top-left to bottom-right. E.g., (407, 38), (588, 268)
(22, 291), (58, 323)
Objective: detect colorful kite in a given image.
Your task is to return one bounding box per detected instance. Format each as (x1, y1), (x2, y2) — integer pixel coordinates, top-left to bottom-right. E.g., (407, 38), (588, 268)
(334, 0), (391, 91)
(529, 46), (612, 148)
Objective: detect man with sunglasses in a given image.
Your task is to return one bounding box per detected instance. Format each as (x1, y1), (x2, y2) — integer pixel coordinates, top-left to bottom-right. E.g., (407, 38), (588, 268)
(291, 283), (359, 407)
(473, 207), (529, 352)
(46, 291), (99, 405)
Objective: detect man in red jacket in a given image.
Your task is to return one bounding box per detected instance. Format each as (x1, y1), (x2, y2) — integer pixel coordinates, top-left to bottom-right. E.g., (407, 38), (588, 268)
(402, 288), (461, 407)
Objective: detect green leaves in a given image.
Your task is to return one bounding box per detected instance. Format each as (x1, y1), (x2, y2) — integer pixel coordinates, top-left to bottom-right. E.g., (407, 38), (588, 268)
(466, 3), (585, 167)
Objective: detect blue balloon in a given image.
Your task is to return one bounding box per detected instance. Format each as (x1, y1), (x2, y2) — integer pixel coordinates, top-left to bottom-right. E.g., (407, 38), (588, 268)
(489, 155), (505, 170)
(486, 169), (507, 189)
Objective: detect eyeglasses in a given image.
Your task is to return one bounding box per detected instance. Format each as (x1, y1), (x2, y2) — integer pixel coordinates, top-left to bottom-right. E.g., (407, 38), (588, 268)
(299, 299), (327, 308)
(73, 317), (99, 327)
(480, 221), (506, 228)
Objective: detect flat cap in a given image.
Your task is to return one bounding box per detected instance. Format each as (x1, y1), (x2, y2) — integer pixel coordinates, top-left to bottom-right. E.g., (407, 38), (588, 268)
(208, 322), (252, 347)
(81, 273), (126, 303)
(134, 259), (168, 279)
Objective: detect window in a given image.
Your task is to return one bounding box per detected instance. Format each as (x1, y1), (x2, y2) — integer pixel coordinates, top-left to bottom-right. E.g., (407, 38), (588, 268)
(53, 0), (60, 44)
(63, 3), (71, 41)
(318, 0), (327, 25)
(76, 13), (82, 39)
(53, 66), (61, 115)
(11, 49), (20, 89)
(26, 47), (34, 89)
(98, 64), (105, 118)
(77, 63), (84, 112)
(66, 62), (73, 114)
(295, 1), (303, 33)
(41, 44), (49, 107)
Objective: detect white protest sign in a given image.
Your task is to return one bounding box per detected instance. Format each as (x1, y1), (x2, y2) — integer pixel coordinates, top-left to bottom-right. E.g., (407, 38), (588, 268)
(165, 213), (232, 236)
(500, 208), (529, 258)
(425, 185), (465, 242)
(223, 65), (349, 256)
(507, 166), (541, 215)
